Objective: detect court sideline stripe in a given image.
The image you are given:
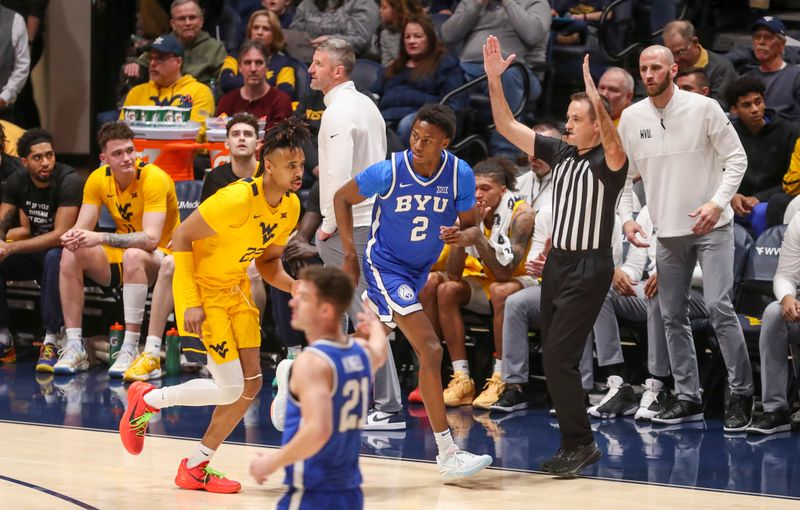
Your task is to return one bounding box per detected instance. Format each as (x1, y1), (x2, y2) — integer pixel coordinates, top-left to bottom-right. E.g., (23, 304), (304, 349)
(0, 473), (99, 509)
(2, 419), (799, 502)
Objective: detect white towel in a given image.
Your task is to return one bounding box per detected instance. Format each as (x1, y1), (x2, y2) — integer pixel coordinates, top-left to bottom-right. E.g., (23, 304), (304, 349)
(467, 190), (516, 267)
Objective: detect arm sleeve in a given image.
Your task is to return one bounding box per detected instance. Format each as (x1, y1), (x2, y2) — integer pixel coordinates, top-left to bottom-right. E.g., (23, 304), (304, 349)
(354, 160), (393, 198)
(504, 0), (552, 47)
(455, 159), (477, 212)
(319, 107), (356, 234)
(0, 13), (30, 104)
(142, 171), (169, 213)
(57, 171), (85, 207)
(774, 212), (800, 301)
(707, 101), (748, 209)
(440, 0), (482, 45)
(616, 117), (639, 225)
(82, 170), (104, 206)
(198, 182), (251, 234)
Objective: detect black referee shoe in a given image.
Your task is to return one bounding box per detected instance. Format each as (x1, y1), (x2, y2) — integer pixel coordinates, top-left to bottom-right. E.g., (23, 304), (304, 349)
(543, 442), (602, 478)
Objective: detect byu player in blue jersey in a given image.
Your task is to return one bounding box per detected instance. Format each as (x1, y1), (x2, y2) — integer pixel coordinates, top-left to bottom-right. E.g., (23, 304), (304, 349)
(334, 104), (493, 480)
(250, 266), (388, 509)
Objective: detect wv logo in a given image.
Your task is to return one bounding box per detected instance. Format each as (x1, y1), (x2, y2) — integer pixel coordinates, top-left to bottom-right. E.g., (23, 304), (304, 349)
(640, 129), (652, 139)
(755, 246), (780, 256)
(260, 221), (277, 244)
(116, 202), (134, 221)
(208, 341), (229, 359)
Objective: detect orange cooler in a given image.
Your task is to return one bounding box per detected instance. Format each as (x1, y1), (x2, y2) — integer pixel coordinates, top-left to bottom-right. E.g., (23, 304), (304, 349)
(131, 125), (203, 182)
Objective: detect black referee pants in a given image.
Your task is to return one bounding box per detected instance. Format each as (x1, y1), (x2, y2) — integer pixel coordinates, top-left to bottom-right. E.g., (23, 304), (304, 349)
(541, 247), (613, 449)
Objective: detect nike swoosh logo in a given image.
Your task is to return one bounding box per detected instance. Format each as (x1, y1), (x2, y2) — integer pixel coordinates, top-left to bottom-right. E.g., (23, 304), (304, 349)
(107, 194), (114, 197)
(399, 183), (413, 188)
(370, 413), (392, 422)
(254, 214), (263, 219)
(330, 133), (339, 138)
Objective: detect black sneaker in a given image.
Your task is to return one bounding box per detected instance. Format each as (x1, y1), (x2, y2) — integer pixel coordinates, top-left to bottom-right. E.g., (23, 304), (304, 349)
(746, 410), (791, 435)
(544, 442), (602, 477)
(587, 376), (638, 419)
(651, 399), (704, 425)
(540, 448), (565, 472)
(792, 409), (800, 428)
(490, 385), (528, 413)
(724, 393), (753, 433)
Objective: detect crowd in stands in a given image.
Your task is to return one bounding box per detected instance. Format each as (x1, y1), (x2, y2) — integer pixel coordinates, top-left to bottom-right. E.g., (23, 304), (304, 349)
(1, 0), (800, 441)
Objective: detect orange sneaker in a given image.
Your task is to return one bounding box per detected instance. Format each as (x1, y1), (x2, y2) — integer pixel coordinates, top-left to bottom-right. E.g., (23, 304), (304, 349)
(408, 386), (423, 404)
(175, 458), (242, 493)
(119, 381), (158, 455)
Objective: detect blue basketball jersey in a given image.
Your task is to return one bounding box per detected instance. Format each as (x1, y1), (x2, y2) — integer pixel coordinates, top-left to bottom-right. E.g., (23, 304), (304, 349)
(281, 339), (372, 492)
(360, 150), (474, 276)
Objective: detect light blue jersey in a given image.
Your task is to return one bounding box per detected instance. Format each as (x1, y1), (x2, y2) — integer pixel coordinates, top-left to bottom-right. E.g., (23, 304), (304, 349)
(281, 339), (372, 495)
(355, 150), (476, 323)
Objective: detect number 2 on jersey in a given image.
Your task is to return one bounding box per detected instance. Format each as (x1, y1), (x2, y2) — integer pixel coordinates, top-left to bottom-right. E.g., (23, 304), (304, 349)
(339, 377), (369, 432)
(410, 216), (429, 241)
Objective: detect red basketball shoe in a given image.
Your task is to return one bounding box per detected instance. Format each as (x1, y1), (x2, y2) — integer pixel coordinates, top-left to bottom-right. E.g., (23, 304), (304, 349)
(119, 381), (158, 455)
(175, 458), (242, 493)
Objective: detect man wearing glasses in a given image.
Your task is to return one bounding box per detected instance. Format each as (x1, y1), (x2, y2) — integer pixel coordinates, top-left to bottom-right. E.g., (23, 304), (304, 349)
(747, 16), (800, 123)
(662, 20), (737, 109)
(119, 34), (214, 127)
(123, 0), (226, 88)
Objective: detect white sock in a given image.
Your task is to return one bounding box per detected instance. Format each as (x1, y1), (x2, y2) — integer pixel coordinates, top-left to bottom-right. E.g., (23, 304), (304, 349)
(123, 283), (148, 324)
(122, 331), (140, 351)
(186, 443), (216, 469)
(65, 328), (82, 349)
(43, 332), (59, 346)
(452, 360), (469, 376)
(144, 335), (162, 355)
(493, 358), (503, 375)
(434, 429), (456, 457)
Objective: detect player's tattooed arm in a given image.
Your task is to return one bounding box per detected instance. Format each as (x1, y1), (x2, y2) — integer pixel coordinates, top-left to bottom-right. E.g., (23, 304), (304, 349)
(474, 205), (535, 281)
(102, 231), (155, 250)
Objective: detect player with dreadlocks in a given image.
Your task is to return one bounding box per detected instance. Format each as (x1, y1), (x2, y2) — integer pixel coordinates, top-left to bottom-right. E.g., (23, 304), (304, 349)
(119, 116), (311, 494)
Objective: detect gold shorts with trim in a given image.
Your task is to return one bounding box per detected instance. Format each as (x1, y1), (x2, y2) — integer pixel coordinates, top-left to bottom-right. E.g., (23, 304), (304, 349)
(175, 278), (261, 365)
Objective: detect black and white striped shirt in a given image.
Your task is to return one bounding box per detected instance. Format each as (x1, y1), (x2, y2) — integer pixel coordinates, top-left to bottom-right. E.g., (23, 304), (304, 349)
(534, 135), (627, 251)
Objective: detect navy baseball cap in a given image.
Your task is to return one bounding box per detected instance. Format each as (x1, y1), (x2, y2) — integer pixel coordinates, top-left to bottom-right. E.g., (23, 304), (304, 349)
(751, 16), (786, 36)
(148, 34), (184, 57)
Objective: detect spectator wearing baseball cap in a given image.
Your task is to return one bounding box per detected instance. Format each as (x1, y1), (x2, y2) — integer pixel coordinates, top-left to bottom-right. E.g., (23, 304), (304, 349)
(118, 32), (215, 136)
(747, 16), (800, 122)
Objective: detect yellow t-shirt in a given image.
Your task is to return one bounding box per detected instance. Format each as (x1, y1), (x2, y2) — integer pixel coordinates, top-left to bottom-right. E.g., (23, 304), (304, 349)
(83, 160), (180, 249)
(193, 176), (300, 288)
(119, 74), (215, 137)
(480, 200), (531, 282)
(0, 120), (24, 157)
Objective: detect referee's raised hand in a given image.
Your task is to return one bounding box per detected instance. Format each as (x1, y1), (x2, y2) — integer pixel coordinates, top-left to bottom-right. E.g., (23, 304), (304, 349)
(483, 35), (515, 81)
(582, 54), (601, 103)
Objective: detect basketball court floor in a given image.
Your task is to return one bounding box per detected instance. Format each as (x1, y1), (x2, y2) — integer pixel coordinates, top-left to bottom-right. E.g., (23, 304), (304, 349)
(1, 362), (798, 509)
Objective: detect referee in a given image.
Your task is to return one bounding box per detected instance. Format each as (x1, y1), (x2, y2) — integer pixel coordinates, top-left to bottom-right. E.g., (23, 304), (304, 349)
(484, 37), (628, 477)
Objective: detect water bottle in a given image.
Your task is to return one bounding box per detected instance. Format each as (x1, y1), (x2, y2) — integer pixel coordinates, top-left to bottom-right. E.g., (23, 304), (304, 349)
(109, 322), (124, 364)
(165, 328), (181, 376)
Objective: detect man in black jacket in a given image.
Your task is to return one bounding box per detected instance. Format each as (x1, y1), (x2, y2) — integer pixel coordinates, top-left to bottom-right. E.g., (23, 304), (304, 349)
(726, 75), (800, 231)
(0, 129), (83, 368)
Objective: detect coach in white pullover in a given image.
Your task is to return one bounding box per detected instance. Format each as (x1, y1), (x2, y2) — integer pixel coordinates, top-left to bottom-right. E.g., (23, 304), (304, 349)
(311, 38), (404, 428)
(618, 45), (754, 432)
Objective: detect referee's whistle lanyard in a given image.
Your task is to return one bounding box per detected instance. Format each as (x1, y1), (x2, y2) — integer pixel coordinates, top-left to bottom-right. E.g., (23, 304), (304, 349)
(529, 176), (551, 208)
